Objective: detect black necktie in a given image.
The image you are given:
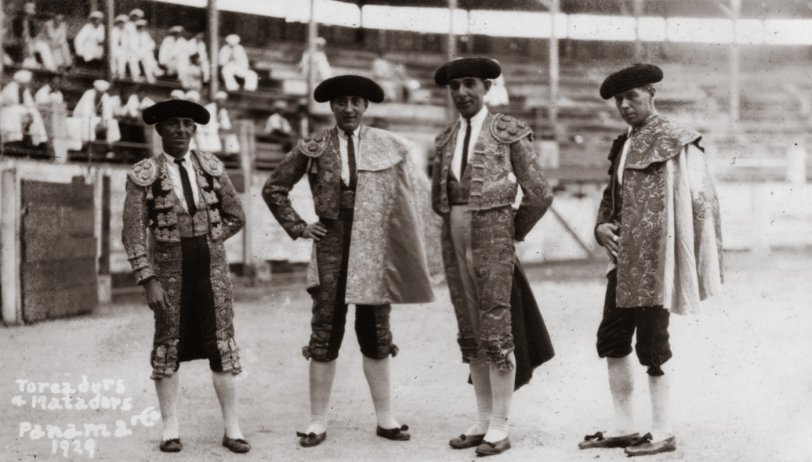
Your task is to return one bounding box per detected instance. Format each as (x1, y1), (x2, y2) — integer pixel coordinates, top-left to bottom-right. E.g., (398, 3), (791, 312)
(461, 118), (472, 177)
(174, 157), (197, 215)
(344, 129), (358, 189)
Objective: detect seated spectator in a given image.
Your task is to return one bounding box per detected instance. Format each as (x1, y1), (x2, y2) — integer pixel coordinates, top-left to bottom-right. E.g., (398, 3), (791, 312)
(34, 74), (64, 106)
(219, 34), (258, 91)
(9, 2), (37, 65)
(393, 62), (421, 103)
(209, 91), (239, 155)
(158, 26), (188, 79)
(298, 36), (332, 82)
(111, 15), (139, 80)
(372, 53), (399, 101)
(187, 32), (210, 83)
(180, 53), (205, 91)
(262, 100), (294, 151)
(73, 11), (105, 65)
(483, 74), (509, 107)
(169, 89), (186, 100)
(42, 13), (72, 71)
(73, 79), (121, 145)
(116, 84), (144, 120)
(134, 19), (159, 83)
(1, 70), (48, 147)
(114, 84), (151, 146)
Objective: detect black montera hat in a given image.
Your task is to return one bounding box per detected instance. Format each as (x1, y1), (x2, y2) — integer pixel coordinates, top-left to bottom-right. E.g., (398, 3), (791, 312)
(313, 75), (384, 103)
(142, 99), (210, 125)
(600, 63), (663, 100)
(434, 57), (501, 86)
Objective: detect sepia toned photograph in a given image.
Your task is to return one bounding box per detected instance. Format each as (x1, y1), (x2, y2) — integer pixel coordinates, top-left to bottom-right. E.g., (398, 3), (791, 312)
(1, 0), (810, 460)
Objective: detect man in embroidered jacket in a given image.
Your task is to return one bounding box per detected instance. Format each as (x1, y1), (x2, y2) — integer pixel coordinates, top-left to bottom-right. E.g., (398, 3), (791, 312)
(432, 58), (555, 456)
(578, 64), (723, 457)
(263, 75), (433, 447)
(122, 99), (249, 453)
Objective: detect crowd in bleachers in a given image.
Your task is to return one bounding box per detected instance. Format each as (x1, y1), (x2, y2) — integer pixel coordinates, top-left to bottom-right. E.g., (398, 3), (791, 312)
(0, 1), (305, 163)
(2, 1), (809, 180)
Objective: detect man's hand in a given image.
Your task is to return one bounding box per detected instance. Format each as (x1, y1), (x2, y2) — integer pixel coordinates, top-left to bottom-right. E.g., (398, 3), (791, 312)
(596, 222), (620, 258)
(301, 222), (327, 241)
(144, 279), (170, 312)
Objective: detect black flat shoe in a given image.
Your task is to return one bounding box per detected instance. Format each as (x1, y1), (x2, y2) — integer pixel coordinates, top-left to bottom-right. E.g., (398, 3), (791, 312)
(475, 437), (511, 457)
(159, 438), (182, 453)
(222, 435), (251, 453)
(578, 431), (641, 449)
(624, 433), (677, 457)
(296, 431), (327, 447)
(449, 433), (485, 449)
(376, 424), (411, 441)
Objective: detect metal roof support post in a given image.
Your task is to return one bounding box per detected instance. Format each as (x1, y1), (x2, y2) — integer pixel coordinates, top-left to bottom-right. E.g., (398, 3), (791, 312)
(446, 0), (457, 118)
(208, 0), (220, 100)
(634, 0), (644, 60)
(729, 0), (741, 126)
(307, 0), (318, 114)
(548, 0), (560, 145)
(0, 0), (4, 78)
(105, 0), (114, 81)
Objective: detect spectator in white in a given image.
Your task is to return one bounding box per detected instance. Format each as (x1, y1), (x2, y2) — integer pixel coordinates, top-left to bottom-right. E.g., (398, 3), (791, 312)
(197, 93), (222, 153)
(117, 86), (153, 120)
(180, 53), (205, 91)
(219, 34), (258, 92)
(298, 36), (332, 82)
(483, 74), (509, 107)
(11, 2), (45, 68)
(393, 62), (421, 103)
(187, 32), (210, 83)
(183, 90), (204, 151)
(74, 11), (105, 65)
(372, 53), (399, 101)
(169, 89), (186, 100)
(34, 74), (64, 106)
(1, 70), (48, 146)
(34, 75), (84, 151)
(213, 91), (239, 155)
(42, 13), (72, 70)
(133, 20), (159, 83)
(73, 79), (121, 145)
(262, 100), (294, 151)
(158, 26), (188, 79)
(263, 99), (292, 134)
(111, 15), (134, 79)
(128, 8), (145, 25)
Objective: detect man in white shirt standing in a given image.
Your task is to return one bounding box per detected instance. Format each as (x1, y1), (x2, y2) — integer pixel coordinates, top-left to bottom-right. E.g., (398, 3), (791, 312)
(579, 63), (723, 457)
(262, 75), (433, 448)
(431, 57), (555, 457)
(122, 99), (249, 454)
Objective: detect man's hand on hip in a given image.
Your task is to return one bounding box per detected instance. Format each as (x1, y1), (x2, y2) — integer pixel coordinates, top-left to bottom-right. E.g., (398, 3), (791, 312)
(144, 278), (170, 311)
(596, 222), (620, 258)
(302, 222), (327, 241)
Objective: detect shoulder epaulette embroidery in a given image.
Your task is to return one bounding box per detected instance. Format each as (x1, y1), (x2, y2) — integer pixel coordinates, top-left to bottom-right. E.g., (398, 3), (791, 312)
(127, 158), (159, 187)
(297, 129), (331, 158)
(490, 113), (532, 144)
(195, 150), (225, 176)
(434, 122), (457, 148)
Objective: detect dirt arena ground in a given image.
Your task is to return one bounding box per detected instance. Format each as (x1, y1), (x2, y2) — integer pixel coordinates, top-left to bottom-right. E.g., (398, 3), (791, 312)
(2, 250), (810, 462)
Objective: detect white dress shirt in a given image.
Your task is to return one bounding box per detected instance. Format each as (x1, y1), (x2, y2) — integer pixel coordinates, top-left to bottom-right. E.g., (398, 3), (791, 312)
(451, 105), (488, 179)
(162, 151), (201, 212)
(616, 126), (633, 185)
(336, 126), (361, 186)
